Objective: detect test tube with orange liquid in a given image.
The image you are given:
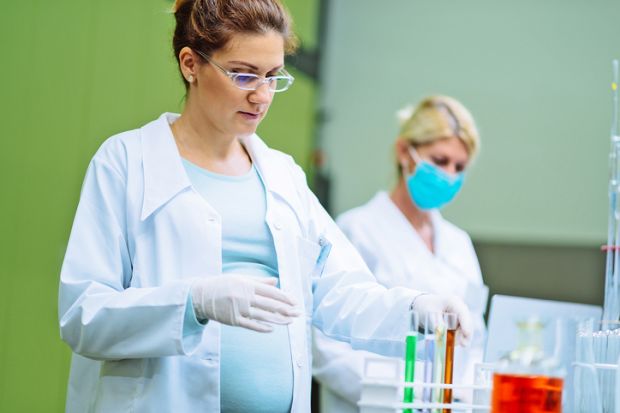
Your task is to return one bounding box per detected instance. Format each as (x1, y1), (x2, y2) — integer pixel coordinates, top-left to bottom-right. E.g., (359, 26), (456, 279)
(442, 313), (458, 413)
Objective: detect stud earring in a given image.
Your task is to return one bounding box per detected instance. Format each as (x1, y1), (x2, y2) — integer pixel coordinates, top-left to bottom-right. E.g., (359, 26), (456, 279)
(187, 75), (194, 83)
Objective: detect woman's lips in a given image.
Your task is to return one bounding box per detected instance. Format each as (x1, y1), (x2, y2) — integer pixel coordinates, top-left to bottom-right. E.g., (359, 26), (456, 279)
(239, 111), (260, 121)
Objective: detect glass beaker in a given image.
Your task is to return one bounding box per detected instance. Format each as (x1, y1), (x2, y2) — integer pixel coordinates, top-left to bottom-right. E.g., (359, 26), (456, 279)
(491, 374), (562, 413)
(472, 362), (495, 412)
(490, 317), (564, 413)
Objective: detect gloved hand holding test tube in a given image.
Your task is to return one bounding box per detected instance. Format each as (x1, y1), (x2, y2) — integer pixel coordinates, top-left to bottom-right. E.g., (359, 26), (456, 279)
(403, 300), (471, 413)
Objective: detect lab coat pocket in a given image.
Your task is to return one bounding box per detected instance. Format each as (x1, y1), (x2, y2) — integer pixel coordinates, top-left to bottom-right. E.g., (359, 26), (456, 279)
(296, 236), (321, 276)
(95, 358), (145, 412)
(296, 235), (321, 318)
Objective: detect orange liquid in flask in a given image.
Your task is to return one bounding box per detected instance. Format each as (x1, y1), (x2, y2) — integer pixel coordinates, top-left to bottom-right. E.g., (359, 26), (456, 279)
(491, 373), (563, 413)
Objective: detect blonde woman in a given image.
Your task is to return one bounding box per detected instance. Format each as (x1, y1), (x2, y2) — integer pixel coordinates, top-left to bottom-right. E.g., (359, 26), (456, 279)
(313, 95), (488, 412)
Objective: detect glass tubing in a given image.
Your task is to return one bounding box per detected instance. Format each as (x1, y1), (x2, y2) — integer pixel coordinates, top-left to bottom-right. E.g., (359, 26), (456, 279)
(604, 59), (620, 327)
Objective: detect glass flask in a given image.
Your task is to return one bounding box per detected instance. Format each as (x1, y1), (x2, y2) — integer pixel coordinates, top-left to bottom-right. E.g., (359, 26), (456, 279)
(490, 317), (564, 413)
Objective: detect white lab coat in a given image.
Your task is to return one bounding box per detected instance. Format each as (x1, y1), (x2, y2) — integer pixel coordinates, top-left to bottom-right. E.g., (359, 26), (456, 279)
(59, 114), (420, 413)
(313, 191), (488, 413)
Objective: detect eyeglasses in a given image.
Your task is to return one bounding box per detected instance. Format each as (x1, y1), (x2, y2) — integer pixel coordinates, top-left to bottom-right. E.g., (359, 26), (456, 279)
(194, 49), (294, 93)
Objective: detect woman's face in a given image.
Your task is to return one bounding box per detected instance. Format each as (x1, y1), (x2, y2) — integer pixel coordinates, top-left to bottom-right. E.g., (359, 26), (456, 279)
(407, 136), (470, 176)
(191, 31), (285, 137)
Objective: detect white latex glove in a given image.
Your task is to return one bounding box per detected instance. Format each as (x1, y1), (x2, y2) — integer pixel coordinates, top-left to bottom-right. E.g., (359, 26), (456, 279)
(411, 293), (473, 346)
(191, 275), (301, 332)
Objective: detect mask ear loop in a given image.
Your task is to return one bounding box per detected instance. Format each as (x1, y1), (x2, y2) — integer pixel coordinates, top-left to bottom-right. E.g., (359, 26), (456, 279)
(402, 144), (422, 177)
(408, 145), (423, 165)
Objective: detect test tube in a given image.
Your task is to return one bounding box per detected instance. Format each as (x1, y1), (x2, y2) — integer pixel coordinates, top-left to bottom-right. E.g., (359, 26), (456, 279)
(442, 313), (458, 413)
(403, 312), (419, 413)
(422, 312), (436, 410)
(432, 313), (446, 410)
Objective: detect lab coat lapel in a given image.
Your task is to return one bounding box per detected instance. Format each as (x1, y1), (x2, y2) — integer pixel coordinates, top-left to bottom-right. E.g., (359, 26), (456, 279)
(240, 134), (304, 215)
(377, 192), (431, 259)
(140, 113), (191, 220)
(240, 133), (305, 288)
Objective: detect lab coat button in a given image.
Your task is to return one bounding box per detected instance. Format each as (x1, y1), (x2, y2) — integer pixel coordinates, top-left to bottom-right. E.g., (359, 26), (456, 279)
(273, 221), (282, 230)
(296, 356), (303, 367)
(207, 216), (216, 222)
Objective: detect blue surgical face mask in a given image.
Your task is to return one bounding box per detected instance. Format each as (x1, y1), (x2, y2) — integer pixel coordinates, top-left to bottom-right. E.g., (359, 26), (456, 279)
(404, 147), (465, 210)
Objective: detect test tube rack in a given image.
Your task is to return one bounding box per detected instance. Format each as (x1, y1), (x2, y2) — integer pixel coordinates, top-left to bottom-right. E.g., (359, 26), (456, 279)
(358, 357), (491, 413)
(359, 354), (620, 413)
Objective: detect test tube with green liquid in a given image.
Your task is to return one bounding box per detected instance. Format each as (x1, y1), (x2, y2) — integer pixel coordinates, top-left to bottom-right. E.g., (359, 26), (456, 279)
(403, 311), (419, 413)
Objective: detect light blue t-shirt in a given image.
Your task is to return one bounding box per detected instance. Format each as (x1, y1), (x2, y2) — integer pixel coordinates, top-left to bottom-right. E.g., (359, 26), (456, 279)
(182, 158), (293, 413)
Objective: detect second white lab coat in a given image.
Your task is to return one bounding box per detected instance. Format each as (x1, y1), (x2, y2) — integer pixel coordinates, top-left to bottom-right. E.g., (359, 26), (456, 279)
(313, 191), (488, 413)
(58, 115), (421, 413)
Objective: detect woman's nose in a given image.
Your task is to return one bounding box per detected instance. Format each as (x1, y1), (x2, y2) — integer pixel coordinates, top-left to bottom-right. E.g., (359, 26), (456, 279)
(248, 83), (273, 105)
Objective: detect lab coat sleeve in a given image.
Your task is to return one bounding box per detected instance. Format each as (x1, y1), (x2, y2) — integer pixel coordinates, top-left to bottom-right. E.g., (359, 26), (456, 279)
(58, 144), (204, 361)
(291, 166), (419, 358)
(313, 326), (381, 404)
(311, 210), (386, 406)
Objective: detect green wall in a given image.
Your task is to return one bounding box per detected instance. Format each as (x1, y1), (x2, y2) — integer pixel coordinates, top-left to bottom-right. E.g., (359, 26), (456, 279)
(0, 0), (318, 411)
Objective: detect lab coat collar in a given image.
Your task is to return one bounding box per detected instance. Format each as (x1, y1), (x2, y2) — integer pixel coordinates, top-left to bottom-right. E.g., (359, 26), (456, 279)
(140, 113), (301, 220)
(374, 191), (447, 256)
(140, 113), (191, 220)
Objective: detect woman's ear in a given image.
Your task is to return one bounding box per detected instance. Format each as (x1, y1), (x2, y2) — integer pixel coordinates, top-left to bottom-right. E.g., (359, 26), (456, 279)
(178, 46), (198, 83)
(395, 137), (413, 172)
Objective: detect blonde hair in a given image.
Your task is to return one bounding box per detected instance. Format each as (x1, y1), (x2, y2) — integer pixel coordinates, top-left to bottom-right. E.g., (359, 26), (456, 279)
(398, 95), (480, 159)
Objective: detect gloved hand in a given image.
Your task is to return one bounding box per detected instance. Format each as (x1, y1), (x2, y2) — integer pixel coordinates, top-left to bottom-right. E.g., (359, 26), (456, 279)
(191, 275), (301, 332)
(411, 293), (473, 346)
